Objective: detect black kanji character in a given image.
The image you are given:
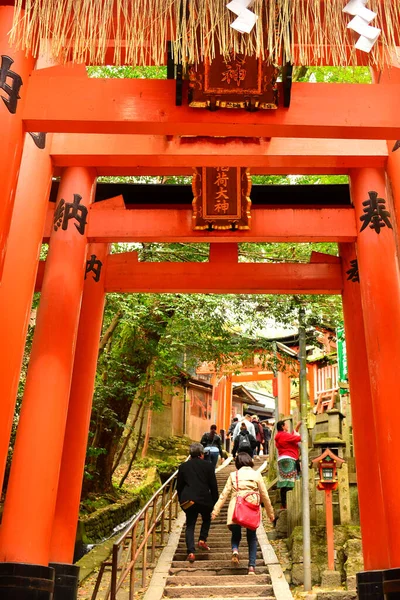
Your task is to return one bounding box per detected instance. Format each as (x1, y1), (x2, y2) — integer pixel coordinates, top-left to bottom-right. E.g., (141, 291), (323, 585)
(0, 55), (23, 114)
(85, 255), (103, 282)
(53, 193), (88, 235)
(359, 190), (393, 234)
(28, 132), (47, 149)
(346, 259), (359, 283)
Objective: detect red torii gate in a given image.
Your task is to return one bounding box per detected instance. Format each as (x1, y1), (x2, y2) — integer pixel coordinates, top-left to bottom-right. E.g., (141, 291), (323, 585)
(1, 1), (400, 598)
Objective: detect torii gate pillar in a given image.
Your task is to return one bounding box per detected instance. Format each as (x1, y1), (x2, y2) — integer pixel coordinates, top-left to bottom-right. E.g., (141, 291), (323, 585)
(0, 132), (53, 496)
(0, 167), (96, 599)
(0, 5), (35, 280)
(340, 243), (389, 574)
(49, 243), (108, 598)
(350, 168), (400, 569)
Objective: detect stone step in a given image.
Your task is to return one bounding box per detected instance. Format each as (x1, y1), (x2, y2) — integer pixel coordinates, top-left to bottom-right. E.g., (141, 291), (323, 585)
(177, 541), (250, 548)
(170, 559), (265, 568)
(169, 566), (270, 576)
(163, 584), (273, 597)
(173, 552), (263, 561)
(166, 575), (271, 586)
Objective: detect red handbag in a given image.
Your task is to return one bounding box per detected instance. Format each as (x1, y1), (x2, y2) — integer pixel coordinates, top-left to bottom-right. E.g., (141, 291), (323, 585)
(232, 471), (261, 531)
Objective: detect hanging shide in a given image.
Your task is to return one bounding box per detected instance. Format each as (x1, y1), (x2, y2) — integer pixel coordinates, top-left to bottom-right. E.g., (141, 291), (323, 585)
(8, 0), (400, 68)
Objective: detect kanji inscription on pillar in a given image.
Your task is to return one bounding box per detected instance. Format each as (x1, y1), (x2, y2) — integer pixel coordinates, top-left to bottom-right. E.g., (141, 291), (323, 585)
(53, 193), (88, 235)
(188, 51), (278, 110)
(28, 132), (47, 150)
(192, 167), (251, 230)
(0, 55), (23, 114)
(359, 191), (393, 234)
(85, 255), (103, 282)
(346, 259), (359, 283)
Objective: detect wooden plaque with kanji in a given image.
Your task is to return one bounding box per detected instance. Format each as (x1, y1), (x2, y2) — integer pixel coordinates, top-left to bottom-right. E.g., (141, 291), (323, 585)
(192, 167), (251, 230)
(189, 52), (279, 110)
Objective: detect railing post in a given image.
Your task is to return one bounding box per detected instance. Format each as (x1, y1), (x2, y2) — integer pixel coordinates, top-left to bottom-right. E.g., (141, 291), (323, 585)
(142, 512), (149, 588)
(151, 501), (157, 564)
(160, 488), (166, 545)
(174, 483), (178, 519)
(129, 522), (138, 600)
(168, 482), (173, 533)
(110, 545), (118, 600)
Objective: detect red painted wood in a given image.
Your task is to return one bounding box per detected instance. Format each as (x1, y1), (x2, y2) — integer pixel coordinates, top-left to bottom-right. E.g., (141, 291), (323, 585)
(49, 134), (387, 173)
(0, 167), (96, 565)
(50, 243), (108, 563)
(22, 75), (400, 139)
(42, 206), (357, 244)
(340, 242), (390, 570)
(0, 133), (53, 495)
(351, 168), (400, 568)
(0, 6), (35, 279)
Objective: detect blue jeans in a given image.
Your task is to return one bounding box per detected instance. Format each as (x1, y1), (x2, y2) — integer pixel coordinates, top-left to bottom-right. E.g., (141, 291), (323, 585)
(229, 524), (257, 567)
(205, 450), (219, 468)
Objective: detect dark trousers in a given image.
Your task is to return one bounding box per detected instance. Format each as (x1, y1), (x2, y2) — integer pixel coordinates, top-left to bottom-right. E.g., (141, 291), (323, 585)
(185, 503), (212, 554)
(255, 441), (261, 455)
(263, 441), (269, 455)
(229, 524), (258, 567)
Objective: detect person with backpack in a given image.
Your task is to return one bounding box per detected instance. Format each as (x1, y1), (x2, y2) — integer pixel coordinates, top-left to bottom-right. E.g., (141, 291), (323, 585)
(232, 422), (256, 458)
(251, 416), (264, 456)
(200, 424), (223, 468)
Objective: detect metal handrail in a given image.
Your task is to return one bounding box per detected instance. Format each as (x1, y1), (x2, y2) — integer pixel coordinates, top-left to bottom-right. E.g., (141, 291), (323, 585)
(91, 469), (180, 600)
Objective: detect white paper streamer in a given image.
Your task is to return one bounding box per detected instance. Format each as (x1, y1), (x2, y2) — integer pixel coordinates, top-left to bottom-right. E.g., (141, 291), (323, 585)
(343, 0), (380, 53)
(227, 0), (257, 33)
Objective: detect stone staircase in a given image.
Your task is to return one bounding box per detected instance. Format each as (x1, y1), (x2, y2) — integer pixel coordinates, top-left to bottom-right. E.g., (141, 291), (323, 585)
(162, 458), (277, 599)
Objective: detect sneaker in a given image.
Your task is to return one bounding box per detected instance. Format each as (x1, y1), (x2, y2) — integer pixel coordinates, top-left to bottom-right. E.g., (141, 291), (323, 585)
(198, 540), (211, 551)
(248, 566), (256, 575)
(231, 550), (240, 566)
(187, 553), (195, 563)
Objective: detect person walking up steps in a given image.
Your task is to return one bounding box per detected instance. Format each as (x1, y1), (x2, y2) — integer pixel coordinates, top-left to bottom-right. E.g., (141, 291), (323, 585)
(211, 452), (274, 574)
(232, 421), (257, 458)
(177, 443), (219, 563)
(200, 424), (223, 469)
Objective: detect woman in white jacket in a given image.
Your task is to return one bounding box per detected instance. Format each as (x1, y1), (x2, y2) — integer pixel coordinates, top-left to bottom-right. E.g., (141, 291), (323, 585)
(211, 452), (274, 574)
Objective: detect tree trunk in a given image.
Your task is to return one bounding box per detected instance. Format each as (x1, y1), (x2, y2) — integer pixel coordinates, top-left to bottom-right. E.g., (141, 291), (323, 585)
(111, 398), (144, 474)
(98, 310), (122, 355)
(119, 405), (145, 488)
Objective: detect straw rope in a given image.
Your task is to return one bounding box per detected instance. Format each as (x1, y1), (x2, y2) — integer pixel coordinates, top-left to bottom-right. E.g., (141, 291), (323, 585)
(8, 0), (400, 68)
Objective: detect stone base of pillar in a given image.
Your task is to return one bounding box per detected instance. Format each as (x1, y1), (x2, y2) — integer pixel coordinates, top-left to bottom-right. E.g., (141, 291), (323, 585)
(383, 568), (400, 599)
(49, 563), (80, 600)
(357, 570), (384, 599)
(0, 563), (55, 599)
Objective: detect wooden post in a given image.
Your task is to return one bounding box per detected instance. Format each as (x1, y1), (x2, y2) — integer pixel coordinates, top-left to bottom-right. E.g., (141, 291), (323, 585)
(325, 489), (335, 571)
(277, 371), (291, 416)
(0, 128), (53, 494)
(350, 168), (400, 567)
(49, 243), (108, 564)
(0, 5), (35, 279)
(339, 242), (390, 570)
(224, 374), (233, 433)
(0, 167), (96, 567)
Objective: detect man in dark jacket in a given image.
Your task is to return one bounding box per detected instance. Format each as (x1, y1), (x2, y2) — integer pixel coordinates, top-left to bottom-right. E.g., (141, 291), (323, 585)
(177, 443), (219, 563)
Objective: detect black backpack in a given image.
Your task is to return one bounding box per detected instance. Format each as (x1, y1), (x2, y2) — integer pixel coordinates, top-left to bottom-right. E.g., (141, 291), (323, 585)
(238, 433), (252, 453)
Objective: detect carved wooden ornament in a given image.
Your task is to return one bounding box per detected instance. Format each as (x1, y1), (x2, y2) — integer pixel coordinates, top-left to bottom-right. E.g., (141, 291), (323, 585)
(192, 167), (251, 230)
(189, 52), (279, 110)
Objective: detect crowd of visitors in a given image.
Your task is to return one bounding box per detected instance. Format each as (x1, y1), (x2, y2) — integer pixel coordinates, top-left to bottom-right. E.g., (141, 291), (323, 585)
(177, 415), (301, 572)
